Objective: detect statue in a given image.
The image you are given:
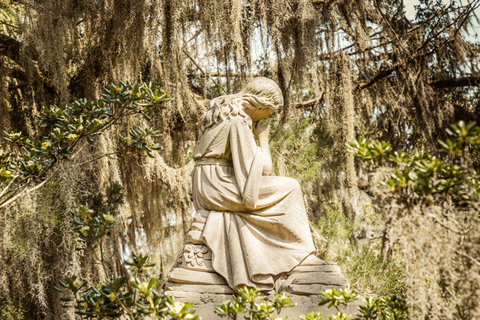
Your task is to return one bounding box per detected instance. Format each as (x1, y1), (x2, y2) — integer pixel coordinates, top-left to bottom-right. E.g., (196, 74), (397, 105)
(164, 78), (349, 303)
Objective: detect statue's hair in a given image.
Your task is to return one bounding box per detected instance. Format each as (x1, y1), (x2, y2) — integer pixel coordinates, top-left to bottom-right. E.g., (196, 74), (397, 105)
(198, 77), (283, 138)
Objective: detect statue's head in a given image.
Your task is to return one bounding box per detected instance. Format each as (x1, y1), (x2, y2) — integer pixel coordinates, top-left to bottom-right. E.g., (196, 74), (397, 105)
(199, 77), (283, 137)
(239, 77), (283, 112)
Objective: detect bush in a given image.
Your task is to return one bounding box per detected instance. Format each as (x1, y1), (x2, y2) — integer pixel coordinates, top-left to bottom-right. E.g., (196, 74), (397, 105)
(348, 121), (480, 320)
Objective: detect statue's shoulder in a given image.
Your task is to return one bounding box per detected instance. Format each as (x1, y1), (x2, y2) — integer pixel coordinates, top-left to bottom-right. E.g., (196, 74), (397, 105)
(229, 114), (250, 128)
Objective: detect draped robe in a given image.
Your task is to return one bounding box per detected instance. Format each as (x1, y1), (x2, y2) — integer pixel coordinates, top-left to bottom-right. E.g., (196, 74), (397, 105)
(192, 115), (316, 291)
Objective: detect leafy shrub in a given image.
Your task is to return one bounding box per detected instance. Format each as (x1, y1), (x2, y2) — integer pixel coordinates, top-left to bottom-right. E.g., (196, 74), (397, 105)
(0, 82), (171, 209)
(347, 121), (480, 320)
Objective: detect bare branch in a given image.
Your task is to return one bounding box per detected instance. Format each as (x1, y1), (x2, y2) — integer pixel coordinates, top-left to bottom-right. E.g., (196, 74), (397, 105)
(0, 176), (17, 199)
(455, 250), (480, 268)
(374, 0), (409, 53)
(76, 152), (119, 166)
(182, 49), (227, 95)
(355, 39), (454, 91)
(0, 165), (60, 209)
(429, 76), (480, 88)
(295, 92), (325, 109)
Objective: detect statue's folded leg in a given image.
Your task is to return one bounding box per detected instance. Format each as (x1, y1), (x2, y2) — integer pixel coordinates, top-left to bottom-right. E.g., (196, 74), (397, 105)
(163, 209), (350, 304)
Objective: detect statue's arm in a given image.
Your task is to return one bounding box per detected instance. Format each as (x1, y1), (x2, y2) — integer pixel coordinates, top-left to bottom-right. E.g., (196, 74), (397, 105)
(253, 122), (272, 176)
(230, 117), (264, 209)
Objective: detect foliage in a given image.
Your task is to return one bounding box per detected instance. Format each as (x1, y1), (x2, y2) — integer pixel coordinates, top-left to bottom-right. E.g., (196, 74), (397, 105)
(0, 0), (21, 38)
(355, 296), (409, 320)
(0, 82), (171, 209)
(215, 287), (411, 320)
(271, 117), (322, 183)
(347, 121), (480, 319)
(73, 182), (124, 251)
(336, 246), (405, 298)
(56, 267), (199, 320)
(215, 287), (295, 320)
(2, 0), (480, 318)
(347, 121), (480, 204)
(318, 288), (359, 312)
(312, 205), (405, 298)
(313, 204), (353, 258)
(0, 297), (33, 320)
(56, 187), (199, 320)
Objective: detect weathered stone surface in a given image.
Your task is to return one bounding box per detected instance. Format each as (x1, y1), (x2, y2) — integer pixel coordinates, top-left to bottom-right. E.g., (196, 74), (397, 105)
(192, 210), (209, 224)
(176, 244), (214, 272)
(168, 268), (227, 285)
(165, 282), (235, 294)
(191, 221), (206, 231)
(179, 258), (214, 272)
(288, 264), (341, 274)
(300, 254), (333, 266)
(193, 300), (364, 318)
(186, 230), (203, 244)
(286, 284), (344, 295)
(163, 291), (233, 304)
(289, 272), (350, 286)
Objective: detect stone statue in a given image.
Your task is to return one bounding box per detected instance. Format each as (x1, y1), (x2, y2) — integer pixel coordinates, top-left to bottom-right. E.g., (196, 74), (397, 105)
(164, 78), (349, 304)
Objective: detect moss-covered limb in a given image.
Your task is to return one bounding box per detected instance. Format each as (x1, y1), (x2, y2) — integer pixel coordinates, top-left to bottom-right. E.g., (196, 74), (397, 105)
(429, 76), (480, 88)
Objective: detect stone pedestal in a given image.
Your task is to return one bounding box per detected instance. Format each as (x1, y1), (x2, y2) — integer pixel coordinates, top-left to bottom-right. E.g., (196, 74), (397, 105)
(163, 210), (351, 305)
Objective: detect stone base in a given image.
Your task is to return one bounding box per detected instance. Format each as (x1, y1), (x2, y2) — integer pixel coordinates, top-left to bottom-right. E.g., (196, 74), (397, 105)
(164, 210), (351, 304)
(193, 300), (364, 319)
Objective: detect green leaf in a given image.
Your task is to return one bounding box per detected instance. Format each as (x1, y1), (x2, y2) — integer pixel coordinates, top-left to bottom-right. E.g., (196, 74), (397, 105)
(54, 286), (64, 292)
(60, 297), (73, 302)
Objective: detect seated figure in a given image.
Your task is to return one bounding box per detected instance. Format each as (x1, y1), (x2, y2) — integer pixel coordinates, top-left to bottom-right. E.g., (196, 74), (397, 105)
(165, 78), (348, 301)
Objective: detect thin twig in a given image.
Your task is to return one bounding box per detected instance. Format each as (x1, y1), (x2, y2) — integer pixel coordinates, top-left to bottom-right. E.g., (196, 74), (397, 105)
(0, 176), (17, 199)
(182, 49), (227, 95)
(427, 214), (463, 234)
(453, 0), (480, 39)
(455, 250), (480, 268)
(76, 152), (119, 166)
(70, 141), (88, 159)
(0, 165), (60, 209)
(374, 0), (409, 53)
(355, 38), (454, 91)
(0, 21), (19, 29)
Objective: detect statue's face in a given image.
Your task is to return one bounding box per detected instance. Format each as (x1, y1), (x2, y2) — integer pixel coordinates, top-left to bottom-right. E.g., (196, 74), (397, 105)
(243, 103), (276, 122)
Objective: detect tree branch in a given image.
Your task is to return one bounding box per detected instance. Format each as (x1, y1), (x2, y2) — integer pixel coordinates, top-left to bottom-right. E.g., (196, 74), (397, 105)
(0, 176), (17, 199)
(182, 49), (227, 95)
(355, 39), (454, 91)
(429, 76), (480, 88)
(374, 0), (409, 53)
(75, 152), (119, 166)
(0, 165), (60, 209)
(295, 92), (325, 109)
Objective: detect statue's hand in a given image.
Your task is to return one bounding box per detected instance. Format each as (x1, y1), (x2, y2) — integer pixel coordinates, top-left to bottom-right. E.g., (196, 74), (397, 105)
(253, 122), (269, 141)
